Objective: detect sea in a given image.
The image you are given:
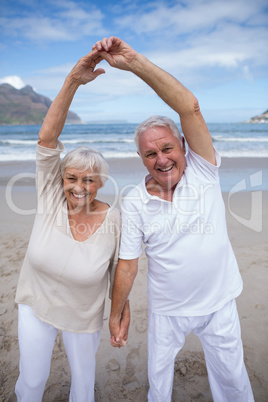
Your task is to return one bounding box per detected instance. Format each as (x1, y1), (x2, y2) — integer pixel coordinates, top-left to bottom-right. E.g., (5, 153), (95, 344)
(0, 122), (267, 192)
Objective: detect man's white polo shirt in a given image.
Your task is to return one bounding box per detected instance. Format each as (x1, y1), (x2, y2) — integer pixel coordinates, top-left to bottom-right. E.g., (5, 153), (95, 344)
(119, 148), (243, 316)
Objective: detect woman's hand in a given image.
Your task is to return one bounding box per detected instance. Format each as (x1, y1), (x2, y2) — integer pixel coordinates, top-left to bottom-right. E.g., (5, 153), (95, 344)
(67, 49), (105, 86)
(93, 36), (138, 72)
(110, 300), (130, 348)
(38, 48), (105, 148)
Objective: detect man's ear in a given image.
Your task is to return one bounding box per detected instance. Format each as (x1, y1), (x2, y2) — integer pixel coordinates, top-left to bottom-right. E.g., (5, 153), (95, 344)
(137, 151), (146, 167)
(182, 137), (186, 154)
(137, 151), (145, 165)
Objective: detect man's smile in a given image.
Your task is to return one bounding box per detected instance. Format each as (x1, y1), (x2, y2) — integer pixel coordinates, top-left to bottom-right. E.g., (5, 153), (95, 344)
(157, 164), (174, 172)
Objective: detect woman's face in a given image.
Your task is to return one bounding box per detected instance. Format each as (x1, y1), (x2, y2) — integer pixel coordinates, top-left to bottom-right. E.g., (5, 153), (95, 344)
(63, 167), (102, 212)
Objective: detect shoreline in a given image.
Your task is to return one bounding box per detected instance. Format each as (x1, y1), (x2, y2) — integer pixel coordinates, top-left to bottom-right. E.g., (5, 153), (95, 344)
(0, 156), (268, 193)
(0, 155), (267, 170)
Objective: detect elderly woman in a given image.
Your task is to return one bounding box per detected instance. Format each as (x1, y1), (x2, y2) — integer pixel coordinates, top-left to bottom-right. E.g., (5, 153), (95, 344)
(14, 48), (128, 401)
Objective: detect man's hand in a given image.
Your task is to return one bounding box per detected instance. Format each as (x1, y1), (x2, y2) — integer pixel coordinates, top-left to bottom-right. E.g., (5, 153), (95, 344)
(68, 49), (105, 86)
(110, 300), (130, 348)
(93, 36), (137, 71)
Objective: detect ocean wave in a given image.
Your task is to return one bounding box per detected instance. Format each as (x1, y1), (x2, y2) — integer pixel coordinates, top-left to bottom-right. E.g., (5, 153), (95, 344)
(63, 138), (134, 144)
(219, 150), (268, 157)
(1, 149), (267, 162)
(212, 136), (268, 142)
(0, 153), (36, 161)
(0, 139), (37, 145)
(100, 151), (139, 159)
(0, 138), (135, 146)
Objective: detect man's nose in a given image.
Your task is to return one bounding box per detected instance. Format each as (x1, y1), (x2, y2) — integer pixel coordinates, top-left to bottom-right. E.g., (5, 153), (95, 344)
(156, 152), (168, 165)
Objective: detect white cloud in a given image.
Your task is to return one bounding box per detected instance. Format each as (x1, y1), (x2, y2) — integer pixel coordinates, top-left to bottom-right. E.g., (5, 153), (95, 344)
(0, 75), (26, 89)
(115, 0), (265, 36)
(37, 63), (75, 75)
(0, 2), (106, 42)
(1, 0), (266, 121)
(29, 63), (150, 98)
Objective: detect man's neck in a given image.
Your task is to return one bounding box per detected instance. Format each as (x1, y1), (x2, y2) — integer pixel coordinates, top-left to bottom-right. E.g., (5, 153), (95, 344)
(145, 178), (177, 202)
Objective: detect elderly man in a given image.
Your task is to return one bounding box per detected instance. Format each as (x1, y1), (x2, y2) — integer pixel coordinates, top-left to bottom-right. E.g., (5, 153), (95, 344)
(94, 37), (254, 401)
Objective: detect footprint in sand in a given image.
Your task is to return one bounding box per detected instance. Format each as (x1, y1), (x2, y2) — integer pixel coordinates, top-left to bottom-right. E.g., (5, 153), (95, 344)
(132, 308), (148, 333)
(255, 304), (265, 310)
(122, 347), (141, 391)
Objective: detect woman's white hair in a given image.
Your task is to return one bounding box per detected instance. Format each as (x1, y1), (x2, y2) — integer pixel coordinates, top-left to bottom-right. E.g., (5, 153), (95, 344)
(61, 146), (109, 186)
(134, 115), (183, 151)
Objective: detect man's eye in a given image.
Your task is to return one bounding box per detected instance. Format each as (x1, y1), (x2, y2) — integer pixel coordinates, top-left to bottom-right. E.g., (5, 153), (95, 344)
(163, 147), (172, 153)
(146, 153), (156, 158)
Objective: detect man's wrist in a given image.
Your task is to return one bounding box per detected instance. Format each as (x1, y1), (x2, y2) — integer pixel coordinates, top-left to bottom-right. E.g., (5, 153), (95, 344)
(129, 53), (153, 79)
(110, 311), (121, 322)
(64, 74), (80, 93)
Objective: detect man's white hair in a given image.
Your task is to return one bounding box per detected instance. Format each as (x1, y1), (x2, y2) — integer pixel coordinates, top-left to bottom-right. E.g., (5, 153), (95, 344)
(134, 115), (183, 152)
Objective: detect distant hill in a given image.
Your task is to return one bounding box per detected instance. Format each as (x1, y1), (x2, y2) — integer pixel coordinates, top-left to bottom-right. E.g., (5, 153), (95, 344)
(0, 84), (82, 125)
(244, 109), (268, 123)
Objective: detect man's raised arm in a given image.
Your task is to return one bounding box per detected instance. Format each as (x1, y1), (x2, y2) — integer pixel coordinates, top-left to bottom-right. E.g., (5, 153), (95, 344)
(94, 36), (215, 165)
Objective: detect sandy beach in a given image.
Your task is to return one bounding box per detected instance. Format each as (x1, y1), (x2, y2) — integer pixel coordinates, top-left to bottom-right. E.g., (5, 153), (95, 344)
(0, 156), (267, 401)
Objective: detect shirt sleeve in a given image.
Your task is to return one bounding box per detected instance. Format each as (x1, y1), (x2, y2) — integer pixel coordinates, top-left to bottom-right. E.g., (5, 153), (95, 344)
(35, 140), (65, 213)
(186, 147), (221, 183)
(119, 193), (144, 260)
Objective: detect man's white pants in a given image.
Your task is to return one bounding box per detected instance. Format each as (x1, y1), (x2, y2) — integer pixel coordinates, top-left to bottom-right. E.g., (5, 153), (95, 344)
(15, 304), (101, 402)
(148, 299), (254, 402)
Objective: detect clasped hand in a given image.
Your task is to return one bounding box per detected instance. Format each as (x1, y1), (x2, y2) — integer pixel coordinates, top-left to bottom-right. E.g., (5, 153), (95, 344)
(68, 36), (137, 87)
(109, 300), (130, 348)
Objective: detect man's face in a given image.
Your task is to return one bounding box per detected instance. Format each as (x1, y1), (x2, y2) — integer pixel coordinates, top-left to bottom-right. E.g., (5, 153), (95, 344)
(138, 126), (186, 191)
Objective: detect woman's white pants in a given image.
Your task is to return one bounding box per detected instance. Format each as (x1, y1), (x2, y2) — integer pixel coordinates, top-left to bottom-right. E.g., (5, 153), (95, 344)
(148, 299), (254, 402)
(15, 304), (101, 402)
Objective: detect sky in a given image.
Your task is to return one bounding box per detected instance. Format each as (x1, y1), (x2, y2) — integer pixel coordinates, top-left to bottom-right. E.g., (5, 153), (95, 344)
(0, 0), (267, 123)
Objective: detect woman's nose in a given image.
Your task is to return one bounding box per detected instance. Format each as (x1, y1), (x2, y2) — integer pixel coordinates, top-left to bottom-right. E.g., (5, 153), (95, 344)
(73, 181), (84, 191)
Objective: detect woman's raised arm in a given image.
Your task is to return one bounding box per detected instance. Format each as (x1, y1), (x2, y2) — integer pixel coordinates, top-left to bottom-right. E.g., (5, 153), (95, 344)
(38, 49), (105, 149)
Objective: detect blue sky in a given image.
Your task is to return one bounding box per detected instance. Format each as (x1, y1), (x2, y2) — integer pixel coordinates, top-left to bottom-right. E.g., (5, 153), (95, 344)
(0, 0), (267, 123)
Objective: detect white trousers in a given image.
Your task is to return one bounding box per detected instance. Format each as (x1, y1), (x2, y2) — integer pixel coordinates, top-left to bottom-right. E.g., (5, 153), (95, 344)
(15, 304), (101, 402)
(148, 299), (254, 402)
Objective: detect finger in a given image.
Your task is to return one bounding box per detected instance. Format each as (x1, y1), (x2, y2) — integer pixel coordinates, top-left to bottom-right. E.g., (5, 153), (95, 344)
(111, 342), (121, 348)
(110, 336), (122, 348)
(115, 335), (127, 346)
(108, 36), (119, 46)
(111, 339), (126, 348)
(95, 55), (104, 64)
(96, 51), (114, 66)
(83, 48), (100, 62)
(92, 68), (105, 78)
(94, 40), (104, 51)
(97, 37), (109, 52)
